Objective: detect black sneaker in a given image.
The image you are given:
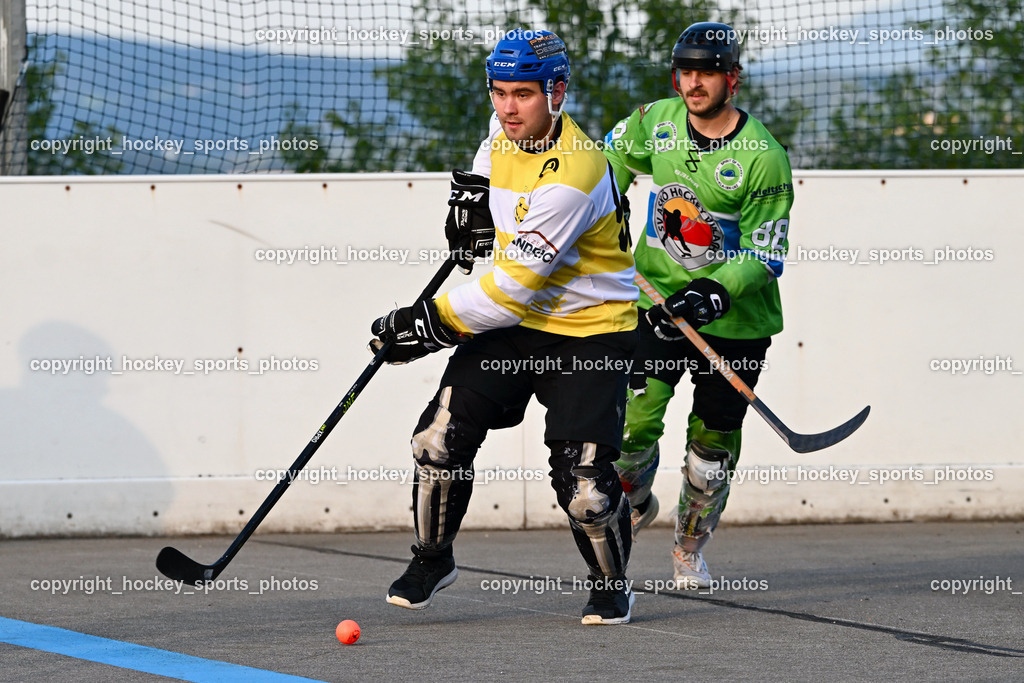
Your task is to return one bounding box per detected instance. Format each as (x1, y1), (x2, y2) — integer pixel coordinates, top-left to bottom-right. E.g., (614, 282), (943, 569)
(581, 576), (635, 625)
(386, 545), (458, 610)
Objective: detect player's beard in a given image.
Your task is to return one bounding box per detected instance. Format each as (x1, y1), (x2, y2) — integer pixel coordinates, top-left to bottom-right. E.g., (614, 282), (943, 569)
(685, 86), (730, 120)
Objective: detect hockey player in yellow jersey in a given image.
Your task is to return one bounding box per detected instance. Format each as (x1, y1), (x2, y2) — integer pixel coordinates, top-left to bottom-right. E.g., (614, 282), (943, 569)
(435, 111), (637, 337)
(369, 28), (639, 625)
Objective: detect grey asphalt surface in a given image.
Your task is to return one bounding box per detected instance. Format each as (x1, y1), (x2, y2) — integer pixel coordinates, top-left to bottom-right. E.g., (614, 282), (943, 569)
(1, 521), (1022, 681)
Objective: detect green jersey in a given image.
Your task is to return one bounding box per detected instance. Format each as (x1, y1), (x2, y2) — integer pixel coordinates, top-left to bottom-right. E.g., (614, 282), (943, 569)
(603, 97), (794, 339)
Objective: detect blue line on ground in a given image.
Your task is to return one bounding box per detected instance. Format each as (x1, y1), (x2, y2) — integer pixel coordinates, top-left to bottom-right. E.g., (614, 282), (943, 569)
(0, 616), (326, 682)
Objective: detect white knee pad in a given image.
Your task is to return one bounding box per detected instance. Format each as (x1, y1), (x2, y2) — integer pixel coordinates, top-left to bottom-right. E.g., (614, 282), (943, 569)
(685, 440), (730, 494)
(568, 443), (613, 523)
(677, 440), (734, 550)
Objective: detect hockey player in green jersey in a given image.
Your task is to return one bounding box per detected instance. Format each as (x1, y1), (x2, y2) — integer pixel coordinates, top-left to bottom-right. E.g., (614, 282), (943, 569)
(603, 22), (795, 589)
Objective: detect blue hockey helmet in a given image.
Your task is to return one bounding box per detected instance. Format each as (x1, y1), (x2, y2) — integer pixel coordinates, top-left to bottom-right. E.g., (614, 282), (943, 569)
(486, 28), (570, 113)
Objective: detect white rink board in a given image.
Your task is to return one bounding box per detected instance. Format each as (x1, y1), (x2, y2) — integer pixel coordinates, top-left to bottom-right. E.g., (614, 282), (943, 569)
(1, 171), (1022, 537)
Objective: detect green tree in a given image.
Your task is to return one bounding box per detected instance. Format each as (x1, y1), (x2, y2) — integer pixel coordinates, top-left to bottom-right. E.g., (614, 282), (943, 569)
(922, 0), (1024, 168)
(375, 0), (798, 171)
(276, 103), (330, 173)
(25, 37), (122, 175)
(817, 0), (1023, 168)
(274, 0), (802, 173)
(277, 101), (413, 173)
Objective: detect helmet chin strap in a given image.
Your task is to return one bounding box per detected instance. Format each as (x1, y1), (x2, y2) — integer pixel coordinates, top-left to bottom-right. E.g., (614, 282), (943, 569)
(543, 92), (564, 136)
(521, 88), (564, 151)
(509, 81), (566, 152)
(543, 116), (559, 143)
(519, 112), (561, 152)
(547, 90), (565, 117)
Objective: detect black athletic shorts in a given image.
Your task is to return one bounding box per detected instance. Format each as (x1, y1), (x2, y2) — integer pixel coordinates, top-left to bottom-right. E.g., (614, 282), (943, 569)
(632, 311), (771, 432)
(441, 325), (638, 448)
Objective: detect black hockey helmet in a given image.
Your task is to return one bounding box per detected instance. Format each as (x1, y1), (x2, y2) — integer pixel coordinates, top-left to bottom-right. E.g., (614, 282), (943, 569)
(671, 22), (741, 73)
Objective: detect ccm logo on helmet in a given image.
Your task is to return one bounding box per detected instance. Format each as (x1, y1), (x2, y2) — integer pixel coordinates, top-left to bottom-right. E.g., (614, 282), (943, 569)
(492, 61), (516, 67)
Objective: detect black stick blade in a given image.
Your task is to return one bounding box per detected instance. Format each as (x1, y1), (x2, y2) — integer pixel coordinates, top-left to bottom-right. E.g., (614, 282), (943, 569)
(786, 405), (871, 453)
(156, 546), (220, 584)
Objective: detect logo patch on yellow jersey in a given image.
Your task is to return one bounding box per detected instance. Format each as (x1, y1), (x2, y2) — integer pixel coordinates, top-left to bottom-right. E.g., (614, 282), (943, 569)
(539, 158), (559, 177)
(515, 197), (529, 224)
(532, 293), (566, 313)
(509, 231), (558, 264)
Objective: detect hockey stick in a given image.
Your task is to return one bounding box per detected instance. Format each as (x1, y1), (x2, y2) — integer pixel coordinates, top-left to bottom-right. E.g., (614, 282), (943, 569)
(635, 273), (869, 453)
(156, 256), (460, 584)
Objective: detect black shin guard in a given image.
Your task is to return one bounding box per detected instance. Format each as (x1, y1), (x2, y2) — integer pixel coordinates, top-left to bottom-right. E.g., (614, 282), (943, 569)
(409, 386), (503, 551)
(549, 441), (632, 578)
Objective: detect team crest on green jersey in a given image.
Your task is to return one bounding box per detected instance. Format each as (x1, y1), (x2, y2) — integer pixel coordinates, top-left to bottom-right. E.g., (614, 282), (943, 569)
(715, 158), (744, 190)
(652, 183), (724, 270)
(652, 121), (678, 152)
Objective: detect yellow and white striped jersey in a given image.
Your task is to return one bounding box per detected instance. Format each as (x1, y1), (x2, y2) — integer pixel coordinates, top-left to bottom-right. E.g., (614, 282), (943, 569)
(435, 112), (638, 338)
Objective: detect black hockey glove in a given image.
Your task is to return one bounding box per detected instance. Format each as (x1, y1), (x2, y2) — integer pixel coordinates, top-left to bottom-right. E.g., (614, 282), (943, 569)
(646, 278), (731, 340)
(444, 170), (494, 274)
(368, 299), (466, 364)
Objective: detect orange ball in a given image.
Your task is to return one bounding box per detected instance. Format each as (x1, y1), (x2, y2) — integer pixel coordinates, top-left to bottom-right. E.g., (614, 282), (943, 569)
(336, 619), (360, 644)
